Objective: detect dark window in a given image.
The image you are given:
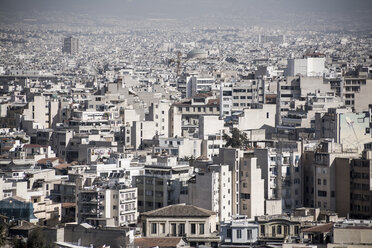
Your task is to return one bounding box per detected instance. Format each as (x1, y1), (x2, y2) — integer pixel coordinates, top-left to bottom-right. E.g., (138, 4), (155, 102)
(171, 224), (177, 236)
(295, 226), (299, 235)
(277, 225), (282, 234)
(237, 229), (242, 239)
(151, 223), (157, 234)
(178, 223), (185, 236)
(191, 224), (196, 234)
(227, 228), (232, 238)
(199, 224), (205, 234)
(318, 190), (327, 197)
(247, 229), (252, 239)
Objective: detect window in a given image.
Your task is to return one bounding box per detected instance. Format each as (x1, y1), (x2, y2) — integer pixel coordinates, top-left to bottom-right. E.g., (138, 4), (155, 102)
(151, 223), (157, 234)
(277, 225), (282, 234)
(227, 228), (232, 238)
(318, 190), (327, 197)
(323, 179), (327, 185)
(237, 229), (242, 239)
(266, 112), (269, 118)
(247, 229), (252, 239)
(318, 178), (321, 185)
(191, 224), (196, 234)
(178, 224), (185, 236)
(171, 224), (177, 236)
(199, 224), (205, 234)
(261, 225), (265, 236)
(272, 226), (276, 236)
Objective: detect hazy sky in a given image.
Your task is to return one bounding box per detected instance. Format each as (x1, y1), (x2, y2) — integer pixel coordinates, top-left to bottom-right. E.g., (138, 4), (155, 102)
(1, 0), (372, 28)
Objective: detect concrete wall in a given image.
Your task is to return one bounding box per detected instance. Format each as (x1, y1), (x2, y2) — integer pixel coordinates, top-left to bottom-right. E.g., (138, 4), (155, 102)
(333, 227), (372, 245)
(238, 104), (276, 130)
(64, 225), (127, 248)
(265, 199), (282, 215)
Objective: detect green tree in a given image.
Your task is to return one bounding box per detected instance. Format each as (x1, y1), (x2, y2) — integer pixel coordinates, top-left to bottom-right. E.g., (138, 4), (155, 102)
(0, 223), (7, 246)
(13, 238), (26, 248)
(26, 228), (53, 248)
(223, 128), (248, 148)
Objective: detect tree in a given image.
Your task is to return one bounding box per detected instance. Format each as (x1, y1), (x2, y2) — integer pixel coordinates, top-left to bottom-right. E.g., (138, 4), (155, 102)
(26, 228), (53, 248)
(0, 223), (7, 246)
(223, 128), (248, 148)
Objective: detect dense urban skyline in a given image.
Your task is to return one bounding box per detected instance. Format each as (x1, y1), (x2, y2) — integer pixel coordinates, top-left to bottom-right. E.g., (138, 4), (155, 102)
(0, 1), (371, 248)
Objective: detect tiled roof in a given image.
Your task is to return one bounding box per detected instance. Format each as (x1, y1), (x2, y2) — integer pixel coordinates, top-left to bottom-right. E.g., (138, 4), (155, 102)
(62, 202), (76, 208)
(141, 204), (216, 218)
(10, 221), (37, 230)
(134, 237), (183, 248)
(54, 163), (72, 169)
(37, 157), (63, 164)
(23, 144), (42, 148)
(302, 223), (333, 233)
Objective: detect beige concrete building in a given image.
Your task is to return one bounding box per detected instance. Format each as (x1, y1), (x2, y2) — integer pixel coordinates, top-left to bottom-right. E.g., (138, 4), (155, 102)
(342, 76), (372, 112)
(169, 94), (220, 138)
(140, 204), (220, 247)
(185, 164), (232, 222)
(328, 220), (372, 248)
(256, 215), (301, 243)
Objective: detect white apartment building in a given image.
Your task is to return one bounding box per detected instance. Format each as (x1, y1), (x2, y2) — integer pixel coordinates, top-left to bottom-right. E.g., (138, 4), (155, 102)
(146, 100), (171, 138)
(239, 155), (265, 218)
(220, 79), (265, 118)
(286, 57), (326, 77)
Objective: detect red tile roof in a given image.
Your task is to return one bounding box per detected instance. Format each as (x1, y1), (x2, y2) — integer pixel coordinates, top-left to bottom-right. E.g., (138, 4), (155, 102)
(23, 144), (42, 148)
(134, 237), (183, 248)
(37, 157), (64, 165)
(302, 223), (333, 233)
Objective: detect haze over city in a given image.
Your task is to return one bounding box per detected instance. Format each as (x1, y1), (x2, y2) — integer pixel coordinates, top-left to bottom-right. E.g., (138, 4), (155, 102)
(0, 0), (371, 248)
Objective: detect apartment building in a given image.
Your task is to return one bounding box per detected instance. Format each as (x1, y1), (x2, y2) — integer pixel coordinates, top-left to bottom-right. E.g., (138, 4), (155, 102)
(134, 161), (193, 213)
(185, 164), (232, 222)
(77, 185), (138, 227)
(169, 94), (220, 138)
(342, 76), (372, 112)
(349, 146), (372, 219)
(239, 153), (265, 218)
(220, 79), (265, 118)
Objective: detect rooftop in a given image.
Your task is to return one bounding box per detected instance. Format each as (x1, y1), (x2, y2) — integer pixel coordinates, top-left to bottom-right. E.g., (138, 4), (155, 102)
(141, 204), (216, 218)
